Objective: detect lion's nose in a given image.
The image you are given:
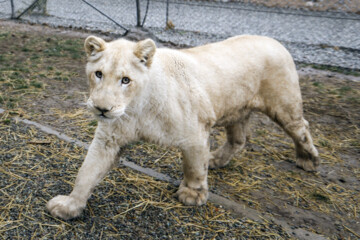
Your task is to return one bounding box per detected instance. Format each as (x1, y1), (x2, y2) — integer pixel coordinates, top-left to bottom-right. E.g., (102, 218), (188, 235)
(95, 106), (110, 114)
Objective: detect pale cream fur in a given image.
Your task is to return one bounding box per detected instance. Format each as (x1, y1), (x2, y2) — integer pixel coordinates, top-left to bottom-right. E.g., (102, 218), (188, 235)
(47, 35), (319, 220)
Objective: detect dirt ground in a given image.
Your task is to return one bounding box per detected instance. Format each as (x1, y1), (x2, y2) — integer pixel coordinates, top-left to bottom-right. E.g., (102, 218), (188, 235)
(0, 21), (359, 239)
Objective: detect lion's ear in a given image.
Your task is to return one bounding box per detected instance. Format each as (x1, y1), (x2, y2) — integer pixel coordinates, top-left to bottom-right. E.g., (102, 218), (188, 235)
(84, 36), (106, 57)
(134, 39), (156, 67)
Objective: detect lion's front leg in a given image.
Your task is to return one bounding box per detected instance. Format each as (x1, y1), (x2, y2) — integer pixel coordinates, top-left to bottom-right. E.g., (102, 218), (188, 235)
(47, 137), (119, 220)
(176, 144), (210, 206)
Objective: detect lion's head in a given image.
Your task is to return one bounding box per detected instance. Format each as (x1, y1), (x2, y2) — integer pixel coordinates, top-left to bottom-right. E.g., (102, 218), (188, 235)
(84, 36), (156, 121)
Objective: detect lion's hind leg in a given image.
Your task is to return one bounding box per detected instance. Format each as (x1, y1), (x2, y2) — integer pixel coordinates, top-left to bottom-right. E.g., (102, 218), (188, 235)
(285, 118), (319, 171)
(209, 113), (250, 169)
(267, 105), (319, 171)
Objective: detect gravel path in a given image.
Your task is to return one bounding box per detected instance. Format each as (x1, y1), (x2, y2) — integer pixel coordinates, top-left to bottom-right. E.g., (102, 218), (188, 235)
(0, 0), (359, 69)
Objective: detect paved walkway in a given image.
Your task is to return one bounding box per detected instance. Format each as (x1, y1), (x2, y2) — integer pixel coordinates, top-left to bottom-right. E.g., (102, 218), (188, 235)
(0, 0), (359, 69)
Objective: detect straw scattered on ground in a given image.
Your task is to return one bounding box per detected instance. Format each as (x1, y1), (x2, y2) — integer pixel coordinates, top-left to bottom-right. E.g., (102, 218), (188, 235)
(1, 22), (360, 239)
(1, 121), (291, 239)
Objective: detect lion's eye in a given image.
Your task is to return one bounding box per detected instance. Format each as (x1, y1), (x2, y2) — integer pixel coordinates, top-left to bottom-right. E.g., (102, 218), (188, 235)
(121, 77), (131, 85)
(95, 71), (103, 79)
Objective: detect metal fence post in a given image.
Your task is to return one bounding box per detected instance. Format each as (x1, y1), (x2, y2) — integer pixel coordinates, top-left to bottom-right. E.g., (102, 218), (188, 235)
(10, 0), (15, 19)
(136, 0), (141, 27)
(166, 0), (169, 26)
(141, 0), (150, 27)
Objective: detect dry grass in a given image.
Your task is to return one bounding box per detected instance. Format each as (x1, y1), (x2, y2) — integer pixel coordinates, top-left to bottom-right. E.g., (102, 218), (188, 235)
(1, 24), (360, 239)
(0, 121), (290, 239)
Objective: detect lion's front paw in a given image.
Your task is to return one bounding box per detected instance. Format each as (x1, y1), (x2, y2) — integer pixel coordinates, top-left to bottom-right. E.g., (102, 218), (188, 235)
(46, 195), (85, 220)
(176, 184), (208, 206)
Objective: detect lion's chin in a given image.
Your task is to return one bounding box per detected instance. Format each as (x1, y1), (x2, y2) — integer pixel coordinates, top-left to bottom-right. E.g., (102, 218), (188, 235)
(94, 111), (125, 124)
(94, 114), (117, 123)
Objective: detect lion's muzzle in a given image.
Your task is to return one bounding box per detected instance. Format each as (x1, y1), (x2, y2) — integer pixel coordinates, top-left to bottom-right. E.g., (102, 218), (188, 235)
(87, 98), (125, 121)
(95, 106), (111, 118)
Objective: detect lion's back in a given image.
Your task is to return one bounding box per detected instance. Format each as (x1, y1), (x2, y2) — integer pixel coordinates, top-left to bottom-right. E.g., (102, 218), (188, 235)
(155, 35), (299, 125)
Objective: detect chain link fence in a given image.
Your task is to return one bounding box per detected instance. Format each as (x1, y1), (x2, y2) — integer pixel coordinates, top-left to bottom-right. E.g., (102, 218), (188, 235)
(1, 0), (359, 31)
(0, 0), (359, 69)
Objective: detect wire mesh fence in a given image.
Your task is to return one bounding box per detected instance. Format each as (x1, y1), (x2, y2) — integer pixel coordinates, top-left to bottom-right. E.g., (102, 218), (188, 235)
(1, 0), (359, 31)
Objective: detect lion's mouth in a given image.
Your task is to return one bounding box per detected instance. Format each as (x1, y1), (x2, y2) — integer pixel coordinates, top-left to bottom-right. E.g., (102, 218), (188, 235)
(87, 101), (125, 121)
(96, 112), (114, 121)
(98, 112), (108, 118)
(92, 106), (114, 120)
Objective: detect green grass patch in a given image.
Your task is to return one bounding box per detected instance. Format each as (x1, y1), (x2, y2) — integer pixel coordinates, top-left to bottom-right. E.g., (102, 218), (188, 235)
(6, 101), (16, 109)
(310, 192), (330, 203)
(42, 38), (83, 59)
(88, 120), (98, 126)
(312, 82), (323, 87)
(30, 81), (43, 88)
(0, 55), (6, 62)
(311, 64), (360, 77)
(318, 139), (331, 148)
(347, 96), (360, 104)
(2, 119), (11, 124)
(337, 86), (352, 95)
(349, 140), (360, 147)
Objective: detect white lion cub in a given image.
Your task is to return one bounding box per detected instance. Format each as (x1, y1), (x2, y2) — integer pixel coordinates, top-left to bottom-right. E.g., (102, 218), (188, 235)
(47, 35), (319, 220)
